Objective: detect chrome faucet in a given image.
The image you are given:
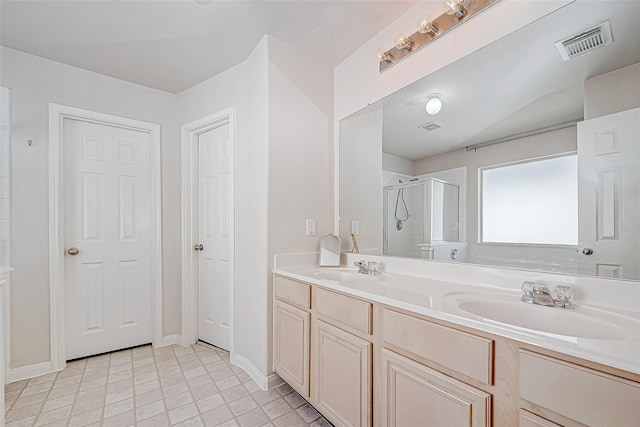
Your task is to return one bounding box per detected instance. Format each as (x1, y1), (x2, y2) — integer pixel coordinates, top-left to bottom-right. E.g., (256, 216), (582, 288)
(354, 260), (379, 275)
(521, 281), (574, 309)
(532, 285), (555, 307)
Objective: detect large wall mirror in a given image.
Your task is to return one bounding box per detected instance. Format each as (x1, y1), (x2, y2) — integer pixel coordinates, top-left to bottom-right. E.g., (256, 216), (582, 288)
(339, 1), (640, 280)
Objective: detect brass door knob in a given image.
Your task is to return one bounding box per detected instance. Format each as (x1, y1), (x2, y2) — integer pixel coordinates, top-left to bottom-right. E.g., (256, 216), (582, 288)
(194, 244), (204, 251)
(67, 247), (80, 256)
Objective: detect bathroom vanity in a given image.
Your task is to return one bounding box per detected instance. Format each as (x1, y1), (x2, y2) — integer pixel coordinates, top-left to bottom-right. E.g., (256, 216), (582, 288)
(272, 254), (640, 427)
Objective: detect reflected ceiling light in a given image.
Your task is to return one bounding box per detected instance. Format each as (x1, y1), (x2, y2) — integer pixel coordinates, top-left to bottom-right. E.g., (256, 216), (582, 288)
(417, 16), (438, 37)
(444, 0), (467, 19)
(425, 94), (442, 115)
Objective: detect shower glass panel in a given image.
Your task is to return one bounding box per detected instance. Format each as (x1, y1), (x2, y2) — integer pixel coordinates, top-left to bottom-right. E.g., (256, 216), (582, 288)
(384, 179), (459, 258)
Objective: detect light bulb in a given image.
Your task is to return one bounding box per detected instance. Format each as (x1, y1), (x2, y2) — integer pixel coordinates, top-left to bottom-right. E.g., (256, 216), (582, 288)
(444, 0), (466, 19)
(425, 94), (442, 115)
(417, 16), (438, 36)
(394, 34), (413, 50)
(377, 48), (393, 64)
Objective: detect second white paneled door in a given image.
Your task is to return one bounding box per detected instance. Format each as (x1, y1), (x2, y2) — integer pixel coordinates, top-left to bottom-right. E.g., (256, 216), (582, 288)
(64, 119), (153, 360)
(197, 124), (231, 350)
(577, 107), (640, 280)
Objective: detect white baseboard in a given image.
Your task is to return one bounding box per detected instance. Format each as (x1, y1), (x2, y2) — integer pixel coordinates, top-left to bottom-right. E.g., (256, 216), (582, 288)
(158, 334), (183, 348)
(9, 361), (58, 383)
(231, 353), (282, 391)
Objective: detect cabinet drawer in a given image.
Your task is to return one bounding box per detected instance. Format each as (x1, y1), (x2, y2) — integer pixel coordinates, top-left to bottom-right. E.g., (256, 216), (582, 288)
(519, 350), (640, 426)
(275, 276), (311, 309)
(519, 410), (561, 427)
(382, 309), (493, 385)
(315, 288), (372, 335)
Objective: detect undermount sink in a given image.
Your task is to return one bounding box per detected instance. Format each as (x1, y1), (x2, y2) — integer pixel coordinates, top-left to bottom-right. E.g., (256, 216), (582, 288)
(443, 291), (640, 341)
(312, 268), (385, 284)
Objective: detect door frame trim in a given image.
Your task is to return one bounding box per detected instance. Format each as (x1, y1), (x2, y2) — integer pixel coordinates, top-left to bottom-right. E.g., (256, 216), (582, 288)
(180, 109), (235, 357)
(48, 103), (163, 371)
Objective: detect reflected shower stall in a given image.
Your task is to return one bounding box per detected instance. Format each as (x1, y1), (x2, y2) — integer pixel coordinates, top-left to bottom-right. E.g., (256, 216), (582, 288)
(384, 178), (460, 258)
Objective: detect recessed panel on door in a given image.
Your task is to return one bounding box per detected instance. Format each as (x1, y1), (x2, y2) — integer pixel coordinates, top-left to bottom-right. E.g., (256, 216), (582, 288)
(82, 172), (102, 241)
(119, 260), (139, 327)
(81, 262), (104, 333)
(119, 176), (137, 240)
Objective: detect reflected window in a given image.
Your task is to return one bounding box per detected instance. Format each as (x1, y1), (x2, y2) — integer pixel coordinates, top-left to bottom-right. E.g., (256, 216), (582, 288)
(481, 155), (578, 245)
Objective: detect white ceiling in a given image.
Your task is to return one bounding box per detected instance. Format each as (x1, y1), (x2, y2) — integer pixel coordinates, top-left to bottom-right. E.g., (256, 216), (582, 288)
(381, 0), (640, 160)
(0, 0), (418, 93)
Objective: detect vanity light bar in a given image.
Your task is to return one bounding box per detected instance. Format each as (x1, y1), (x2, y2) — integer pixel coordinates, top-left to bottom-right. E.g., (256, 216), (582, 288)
(379, 0), (501, 72)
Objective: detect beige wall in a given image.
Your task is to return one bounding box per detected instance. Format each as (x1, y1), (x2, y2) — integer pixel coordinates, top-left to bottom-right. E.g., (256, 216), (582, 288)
(178, 37), (271, 376)
(382, 153), (414, 176)
(1, 47), (180, 368)
(415, 126), (577, 243)
(178, 35), (334, 378)
(267, 36), (334, 373)
(585, 62), (640, 120)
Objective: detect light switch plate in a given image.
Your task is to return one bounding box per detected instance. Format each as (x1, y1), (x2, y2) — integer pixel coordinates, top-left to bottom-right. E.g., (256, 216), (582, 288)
(351, 220), (359, 236)
(306, 219), (316, 236)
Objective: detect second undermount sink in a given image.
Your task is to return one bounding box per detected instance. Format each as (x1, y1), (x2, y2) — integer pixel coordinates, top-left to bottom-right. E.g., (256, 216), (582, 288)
(312, 268), (386, 284)
(443, 291), (640, 341)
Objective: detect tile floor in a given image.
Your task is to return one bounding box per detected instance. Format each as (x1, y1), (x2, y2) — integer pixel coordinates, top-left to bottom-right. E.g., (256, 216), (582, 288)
(4, 343), (332, 427)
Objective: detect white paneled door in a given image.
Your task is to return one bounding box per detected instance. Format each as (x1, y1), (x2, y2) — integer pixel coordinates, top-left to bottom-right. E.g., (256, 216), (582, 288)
(577, 107), (640, 280)
(64, 119), (153, 360)
(197, 124), (231, 350)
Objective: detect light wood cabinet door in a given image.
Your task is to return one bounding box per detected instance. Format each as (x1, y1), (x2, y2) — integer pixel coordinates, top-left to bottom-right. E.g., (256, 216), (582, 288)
(274, 300), (310, 397)
(313, 320), (372, 427)
(381, 348), (491, 427)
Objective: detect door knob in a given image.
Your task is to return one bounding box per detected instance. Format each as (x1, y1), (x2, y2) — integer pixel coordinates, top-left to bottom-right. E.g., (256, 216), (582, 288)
(582, 248), (594, 256)
(194, 244), (204, 251)
(67, 247), (80, 256)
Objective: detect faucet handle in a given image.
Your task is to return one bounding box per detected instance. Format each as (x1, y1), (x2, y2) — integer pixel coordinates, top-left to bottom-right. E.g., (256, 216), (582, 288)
(367, 261), (378, 274)
(555, 285), (574, 303)
(521, 281), (535, 298)
(532, 284), (551, 294)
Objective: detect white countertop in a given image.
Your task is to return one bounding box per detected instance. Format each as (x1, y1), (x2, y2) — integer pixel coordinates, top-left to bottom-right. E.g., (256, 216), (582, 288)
(273, 256), (640, 375)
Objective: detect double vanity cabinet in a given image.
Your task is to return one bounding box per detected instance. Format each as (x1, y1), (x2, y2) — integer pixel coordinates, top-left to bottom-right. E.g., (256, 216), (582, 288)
(272, 273), (640, 427)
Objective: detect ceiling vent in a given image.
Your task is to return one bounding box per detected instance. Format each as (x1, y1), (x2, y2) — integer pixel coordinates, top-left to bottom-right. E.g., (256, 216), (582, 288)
(420, 121), (442, 132)
(555, 21), (613, 61)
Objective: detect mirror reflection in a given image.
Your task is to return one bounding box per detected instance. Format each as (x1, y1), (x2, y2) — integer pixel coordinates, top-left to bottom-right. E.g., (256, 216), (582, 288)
(339, 1), (640, 280)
